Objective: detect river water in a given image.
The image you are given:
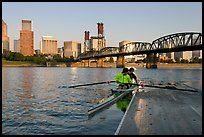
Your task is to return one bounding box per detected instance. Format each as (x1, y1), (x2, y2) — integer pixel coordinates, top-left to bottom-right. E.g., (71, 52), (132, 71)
(2, 67), (202, 135)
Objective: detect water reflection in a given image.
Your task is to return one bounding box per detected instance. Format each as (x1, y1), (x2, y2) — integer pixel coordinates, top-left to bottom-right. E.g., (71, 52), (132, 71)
(116, 93), (133, 113)
(2, 68), (9, 100)
(18, 68), (35, 98)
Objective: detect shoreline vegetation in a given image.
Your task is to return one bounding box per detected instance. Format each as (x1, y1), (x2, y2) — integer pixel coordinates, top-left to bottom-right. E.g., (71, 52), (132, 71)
(2, 60), (202, 68)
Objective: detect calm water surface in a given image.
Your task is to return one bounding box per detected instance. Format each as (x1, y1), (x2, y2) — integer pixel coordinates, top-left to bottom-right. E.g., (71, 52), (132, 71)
(2, 67), (202, 135)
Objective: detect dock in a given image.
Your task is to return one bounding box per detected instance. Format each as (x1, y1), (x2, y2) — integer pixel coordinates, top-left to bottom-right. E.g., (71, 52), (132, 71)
(115, 87), (202, 135)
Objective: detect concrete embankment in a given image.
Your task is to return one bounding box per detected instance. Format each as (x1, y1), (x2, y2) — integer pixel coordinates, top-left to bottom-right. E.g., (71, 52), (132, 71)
(115, 87), (202, 135)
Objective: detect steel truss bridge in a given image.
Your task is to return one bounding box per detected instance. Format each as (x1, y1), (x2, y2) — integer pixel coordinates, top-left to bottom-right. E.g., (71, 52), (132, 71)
(77, 32), (202, 60)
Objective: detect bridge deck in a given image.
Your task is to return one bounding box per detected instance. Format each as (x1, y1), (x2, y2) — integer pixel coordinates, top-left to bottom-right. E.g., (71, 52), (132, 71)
(115, 87), (202, 135)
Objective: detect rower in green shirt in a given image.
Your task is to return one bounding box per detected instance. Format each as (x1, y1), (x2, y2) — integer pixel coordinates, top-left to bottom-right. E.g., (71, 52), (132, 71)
(114, 68), (133, 89)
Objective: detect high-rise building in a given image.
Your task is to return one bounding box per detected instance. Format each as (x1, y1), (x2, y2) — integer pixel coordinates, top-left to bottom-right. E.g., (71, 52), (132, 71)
(20, 20), (34, 56)
(14, 39), (20, 52)
(40, 36), (58, 55)
(64, 41), (81, 58)
(2, 20), (10, 53)
(22, 20), (32, 31)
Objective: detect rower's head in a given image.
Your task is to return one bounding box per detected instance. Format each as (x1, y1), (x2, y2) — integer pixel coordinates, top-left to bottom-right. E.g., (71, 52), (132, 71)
(129, 67), (134, 73)
(122, 68), (129, 75)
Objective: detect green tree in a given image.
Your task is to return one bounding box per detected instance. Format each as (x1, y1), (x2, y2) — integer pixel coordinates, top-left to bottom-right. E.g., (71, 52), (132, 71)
(14, 52), (25, 61)
(160, 59), (164, 63)
(142, 58), (147, 63)
(33, 56), (46, 65)
(167, 59), (174, 63)
(8, 52), (15, 61)
(175, 58), (180, 63)
(69, 56), (75, 62)
(198, 58), (202, 63)
(53, 54), (65, 62)
(53, 54), (61, 59)
(180, 59), (189, 63)
(109, 57), (114, 63)
(25, 56), (35, 62)
(192, 57), (199, 63)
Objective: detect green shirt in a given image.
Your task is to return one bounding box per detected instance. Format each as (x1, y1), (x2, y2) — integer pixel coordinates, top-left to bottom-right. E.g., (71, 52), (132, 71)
(114, 73), (133, 84)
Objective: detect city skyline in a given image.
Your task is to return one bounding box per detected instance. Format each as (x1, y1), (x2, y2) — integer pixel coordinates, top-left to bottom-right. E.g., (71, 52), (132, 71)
(2, 2), (202, 51)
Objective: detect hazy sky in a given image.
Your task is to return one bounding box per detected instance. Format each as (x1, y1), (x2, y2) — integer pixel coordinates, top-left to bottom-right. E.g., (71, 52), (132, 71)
(2, 2), (202, 50)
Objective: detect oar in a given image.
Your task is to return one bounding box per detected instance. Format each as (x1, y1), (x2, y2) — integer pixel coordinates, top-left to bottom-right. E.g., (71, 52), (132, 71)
(130, 83), (198, 93)
(59, 80), (116, 88)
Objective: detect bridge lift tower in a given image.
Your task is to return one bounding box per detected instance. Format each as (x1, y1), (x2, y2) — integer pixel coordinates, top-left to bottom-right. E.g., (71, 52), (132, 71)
(97, 22), (105, 67)
(97, 22), (105, 51)
(84, 31), (90, 53)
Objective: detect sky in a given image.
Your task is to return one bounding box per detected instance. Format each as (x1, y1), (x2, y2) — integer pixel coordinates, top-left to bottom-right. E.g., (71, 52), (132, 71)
(2, 2), (202, 51)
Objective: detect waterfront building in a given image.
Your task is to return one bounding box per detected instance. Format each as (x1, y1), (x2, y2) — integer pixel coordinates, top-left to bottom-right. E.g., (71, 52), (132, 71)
(14, 39), (20, 52)
(158, 54), (169, 61)
(20, 20), (34, 56)
(174, 51), (192, 61)
(119, 40), (133, 61)
(64, 41), (81, 58)
(183, 51), (192, 61)
(166, 52), (175, 61)
(119, 40), (146, 62)
(2, 20), (10, 53)
(81, 43), (85, 53)
(34, 49), (41, 55)
(192, 50), (202, 59)
(135, 54), (146, 61)
(40, 36), (58, 55)
(119, 40), (132, 48)
(174, 51), (182, 60)
(58, 47), (64, 58)
(90, 36), (106, 51)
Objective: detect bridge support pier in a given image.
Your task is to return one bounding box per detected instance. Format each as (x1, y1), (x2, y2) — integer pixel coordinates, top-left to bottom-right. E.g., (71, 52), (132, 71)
(116, 55), (125, 68)
(146, 53), (157, 69)
(84, 60), (90, 67)
(97, 58), (104, 68)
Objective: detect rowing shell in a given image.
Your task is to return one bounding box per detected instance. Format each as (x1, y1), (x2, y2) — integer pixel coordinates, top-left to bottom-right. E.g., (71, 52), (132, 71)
(88, 87), (138, 118)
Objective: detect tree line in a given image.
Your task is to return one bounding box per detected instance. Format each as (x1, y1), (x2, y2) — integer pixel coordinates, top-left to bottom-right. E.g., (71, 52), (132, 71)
(2, 51), (74, 65)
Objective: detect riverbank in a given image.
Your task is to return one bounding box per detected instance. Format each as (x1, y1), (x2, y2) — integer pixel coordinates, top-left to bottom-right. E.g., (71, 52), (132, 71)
(2, 60), (202, 68)
(2, 59), (45, 67)
(157, 63), (202, 68)
(2, 63), (202, 68)
(126, 63), (202, 68)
